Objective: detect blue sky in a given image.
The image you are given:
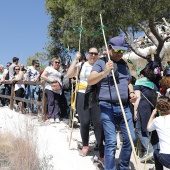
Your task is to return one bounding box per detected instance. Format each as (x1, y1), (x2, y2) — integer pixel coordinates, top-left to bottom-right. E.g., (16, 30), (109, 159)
(0, 0), (50, 67)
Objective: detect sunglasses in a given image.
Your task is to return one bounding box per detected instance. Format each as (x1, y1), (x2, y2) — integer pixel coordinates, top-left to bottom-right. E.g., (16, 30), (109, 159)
(89, 52), (98, 56)
(55, 61), (60, 64)
(113, 49), (125, 54)
(15, 69), (20, 70)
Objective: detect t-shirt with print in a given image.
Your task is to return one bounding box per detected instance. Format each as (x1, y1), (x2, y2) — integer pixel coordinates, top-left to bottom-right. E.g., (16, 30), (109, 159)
(78, 62), (92, 93)
(44, 66), (62, 94)
(27, 66), (39, 81)
(92, 59), (131, 103)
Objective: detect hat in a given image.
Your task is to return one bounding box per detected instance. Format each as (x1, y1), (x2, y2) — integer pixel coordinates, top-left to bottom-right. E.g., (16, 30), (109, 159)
(108, 36), (127, 50)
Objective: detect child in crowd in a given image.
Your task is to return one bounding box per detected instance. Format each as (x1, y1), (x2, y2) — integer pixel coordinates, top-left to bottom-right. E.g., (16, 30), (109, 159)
(147, 96), (170, 170)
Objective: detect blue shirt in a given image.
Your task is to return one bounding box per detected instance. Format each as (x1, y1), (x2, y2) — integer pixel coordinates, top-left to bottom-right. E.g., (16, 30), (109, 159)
(92, 58), (131, 103)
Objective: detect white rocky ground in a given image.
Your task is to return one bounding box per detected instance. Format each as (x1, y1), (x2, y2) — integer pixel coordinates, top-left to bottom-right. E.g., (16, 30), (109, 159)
(0, 106), (168, 170)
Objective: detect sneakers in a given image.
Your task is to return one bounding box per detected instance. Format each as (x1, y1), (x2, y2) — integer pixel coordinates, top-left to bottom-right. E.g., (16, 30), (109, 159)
(79, 146), (89, 157)
(55, 118), (60, 123)
(140, 152), (153, 163)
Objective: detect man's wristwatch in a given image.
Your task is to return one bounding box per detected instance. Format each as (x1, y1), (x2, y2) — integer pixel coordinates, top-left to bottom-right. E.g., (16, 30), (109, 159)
(129, 91), (135, 95)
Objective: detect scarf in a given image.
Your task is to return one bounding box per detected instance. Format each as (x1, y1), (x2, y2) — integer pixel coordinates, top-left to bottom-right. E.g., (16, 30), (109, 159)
(135, 77), (154, 89)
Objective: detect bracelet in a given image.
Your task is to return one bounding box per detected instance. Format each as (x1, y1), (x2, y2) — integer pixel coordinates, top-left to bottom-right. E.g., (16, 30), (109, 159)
(129, 91), (135, 95)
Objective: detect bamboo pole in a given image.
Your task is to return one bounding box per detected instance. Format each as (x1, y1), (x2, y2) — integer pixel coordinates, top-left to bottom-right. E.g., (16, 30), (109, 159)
(100, 14), (140, 170)
(144, 132), (152, 170)
(69, 16), (83, 148)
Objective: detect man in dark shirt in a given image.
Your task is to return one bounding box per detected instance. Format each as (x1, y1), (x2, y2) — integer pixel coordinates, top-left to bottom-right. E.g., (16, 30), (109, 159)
(88, 36), (136, 170)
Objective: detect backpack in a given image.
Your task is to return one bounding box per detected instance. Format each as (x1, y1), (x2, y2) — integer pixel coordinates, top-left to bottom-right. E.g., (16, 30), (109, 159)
(61, 71), (71, 90)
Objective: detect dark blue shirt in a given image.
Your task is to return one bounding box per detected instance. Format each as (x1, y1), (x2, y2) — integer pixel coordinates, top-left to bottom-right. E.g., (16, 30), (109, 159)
(92, 59), (131, 103)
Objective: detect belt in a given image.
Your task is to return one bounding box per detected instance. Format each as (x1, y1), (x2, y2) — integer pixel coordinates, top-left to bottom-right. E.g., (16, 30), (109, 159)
(99, 100), (128, 106)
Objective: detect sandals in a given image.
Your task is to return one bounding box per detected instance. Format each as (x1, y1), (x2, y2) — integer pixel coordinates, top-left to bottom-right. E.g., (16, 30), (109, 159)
(79, 146), (89, 157)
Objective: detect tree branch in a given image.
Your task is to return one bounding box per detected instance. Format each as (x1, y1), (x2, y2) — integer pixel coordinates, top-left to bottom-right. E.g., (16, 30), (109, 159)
(138, 23), (158, 46)
(163, 36), (170, 43)
(149, 18), (165, 58)
(125, 30), (146, 59)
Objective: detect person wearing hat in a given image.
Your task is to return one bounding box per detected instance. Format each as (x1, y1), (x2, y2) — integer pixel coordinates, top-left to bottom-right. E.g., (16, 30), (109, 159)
(88, 36), (136, 170)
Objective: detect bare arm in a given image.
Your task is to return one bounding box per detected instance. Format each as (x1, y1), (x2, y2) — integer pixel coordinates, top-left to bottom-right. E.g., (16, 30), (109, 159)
(133, 90), (141, 121)
(14, 71), (23, 81)
(67, 52), (81, 78)
(88, 60), (113, 85)
(128, 82), (137, 103)
(147, 109), (157, 131)
(41, 70), (49, 82)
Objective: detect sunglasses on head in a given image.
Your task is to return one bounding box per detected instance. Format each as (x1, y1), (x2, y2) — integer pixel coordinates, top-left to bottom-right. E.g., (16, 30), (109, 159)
(89, 52), (98, 56)
(55, 61), (60, 64)
(113, 49), (125, 54)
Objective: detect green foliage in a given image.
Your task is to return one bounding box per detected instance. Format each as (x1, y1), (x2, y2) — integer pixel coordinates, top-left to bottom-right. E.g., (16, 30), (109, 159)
(26, 52), (48, 69)
(45, 0), (170, 60)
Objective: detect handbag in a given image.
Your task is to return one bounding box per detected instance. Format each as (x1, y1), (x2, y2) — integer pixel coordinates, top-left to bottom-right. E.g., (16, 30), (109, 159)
(50, 82), (61, 92)
(84, 84), (98, 110)
(71, 82), (87, 110)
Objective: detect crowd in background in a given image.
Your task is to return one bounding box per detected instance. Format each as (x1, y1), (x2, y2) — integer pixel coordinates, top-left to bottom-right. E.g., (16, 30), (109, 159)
(0, 37), (170, 169)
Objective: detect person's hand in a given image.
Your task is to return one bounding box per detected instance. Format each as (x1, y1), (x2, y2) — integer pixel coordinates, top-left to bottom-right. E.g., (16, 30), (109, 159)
(71, 78), (76, 84)
(152, 109), (158, 116)
(134, 111), (138, 121)
(129, 93), (137, 103)
(74, 52), (81, 61)
(103, 61), (114, 76)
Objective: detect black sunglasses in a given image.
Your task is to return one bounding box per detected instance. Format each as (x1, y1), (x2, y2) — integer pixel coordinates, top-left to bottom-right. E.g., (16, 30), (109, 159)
(89, 52), (98, 56)
(55, 61), (60, 64)
(15, 69), (20, 70)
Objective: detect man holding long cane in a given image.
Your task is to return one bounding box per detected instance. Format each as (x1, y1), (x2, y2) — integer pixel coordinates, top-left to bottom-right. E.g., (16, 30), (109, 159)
(88, 36), (136, 170)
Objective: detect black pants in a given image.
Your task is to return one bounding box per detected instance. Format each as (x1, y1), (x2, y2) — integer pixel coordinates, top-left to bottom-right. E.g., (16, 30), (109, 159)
(154, 149), (170, 170)
(15, 88), (24, 104)
(76, 92), (104, 158)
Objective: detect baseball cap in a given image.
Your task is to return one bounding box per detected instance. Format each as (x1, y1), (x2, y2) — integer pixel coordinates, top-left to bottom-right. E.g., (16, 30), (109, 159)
(108, 36), (127, 50)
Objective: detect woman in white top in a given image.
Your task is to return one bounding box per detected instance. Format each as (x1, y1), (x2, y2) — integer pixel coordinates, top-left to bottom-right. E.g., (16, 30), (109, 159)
(67, 48), (104, 159)
(11, 65), (25, 113)
(41, 58), (62, 123)
(147, 96), (170, 170)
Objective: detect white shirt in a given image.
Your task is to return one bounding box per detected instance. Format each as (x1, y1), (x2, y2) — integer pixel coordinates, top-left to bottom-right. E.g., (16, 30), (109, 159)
(14, 74), (25, 91)
(44, 66), (62, 93)
(165, 88), (170, 97)
(147, 115), (170, 154)
(78, 62), (92, 93)
(27, 66), (39, 81)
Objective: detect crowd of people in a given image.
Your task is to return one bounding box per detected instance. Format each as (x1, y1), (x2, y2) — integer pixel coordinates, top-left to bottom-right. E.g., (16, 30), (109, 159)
(0, 36), (170, 170)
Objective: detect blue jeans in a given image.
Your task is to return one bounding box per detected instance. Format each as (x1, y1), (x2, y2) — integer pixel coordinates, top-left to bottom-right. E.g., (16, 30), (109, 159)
(99, 101), (136, 170)
(26, 85), (39, 112)
(154, 149), (170, 170)
(135, 112), (153, 154)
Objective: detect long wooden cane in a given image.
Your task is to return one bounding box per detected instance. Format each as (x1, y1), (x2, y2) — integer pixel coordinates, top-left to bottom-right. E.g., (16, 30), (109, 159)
(69, 82), (74, 127)
(100, 14), (140, 170)
(69, 16), (83, 148)
(144, 132), (152, 170)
